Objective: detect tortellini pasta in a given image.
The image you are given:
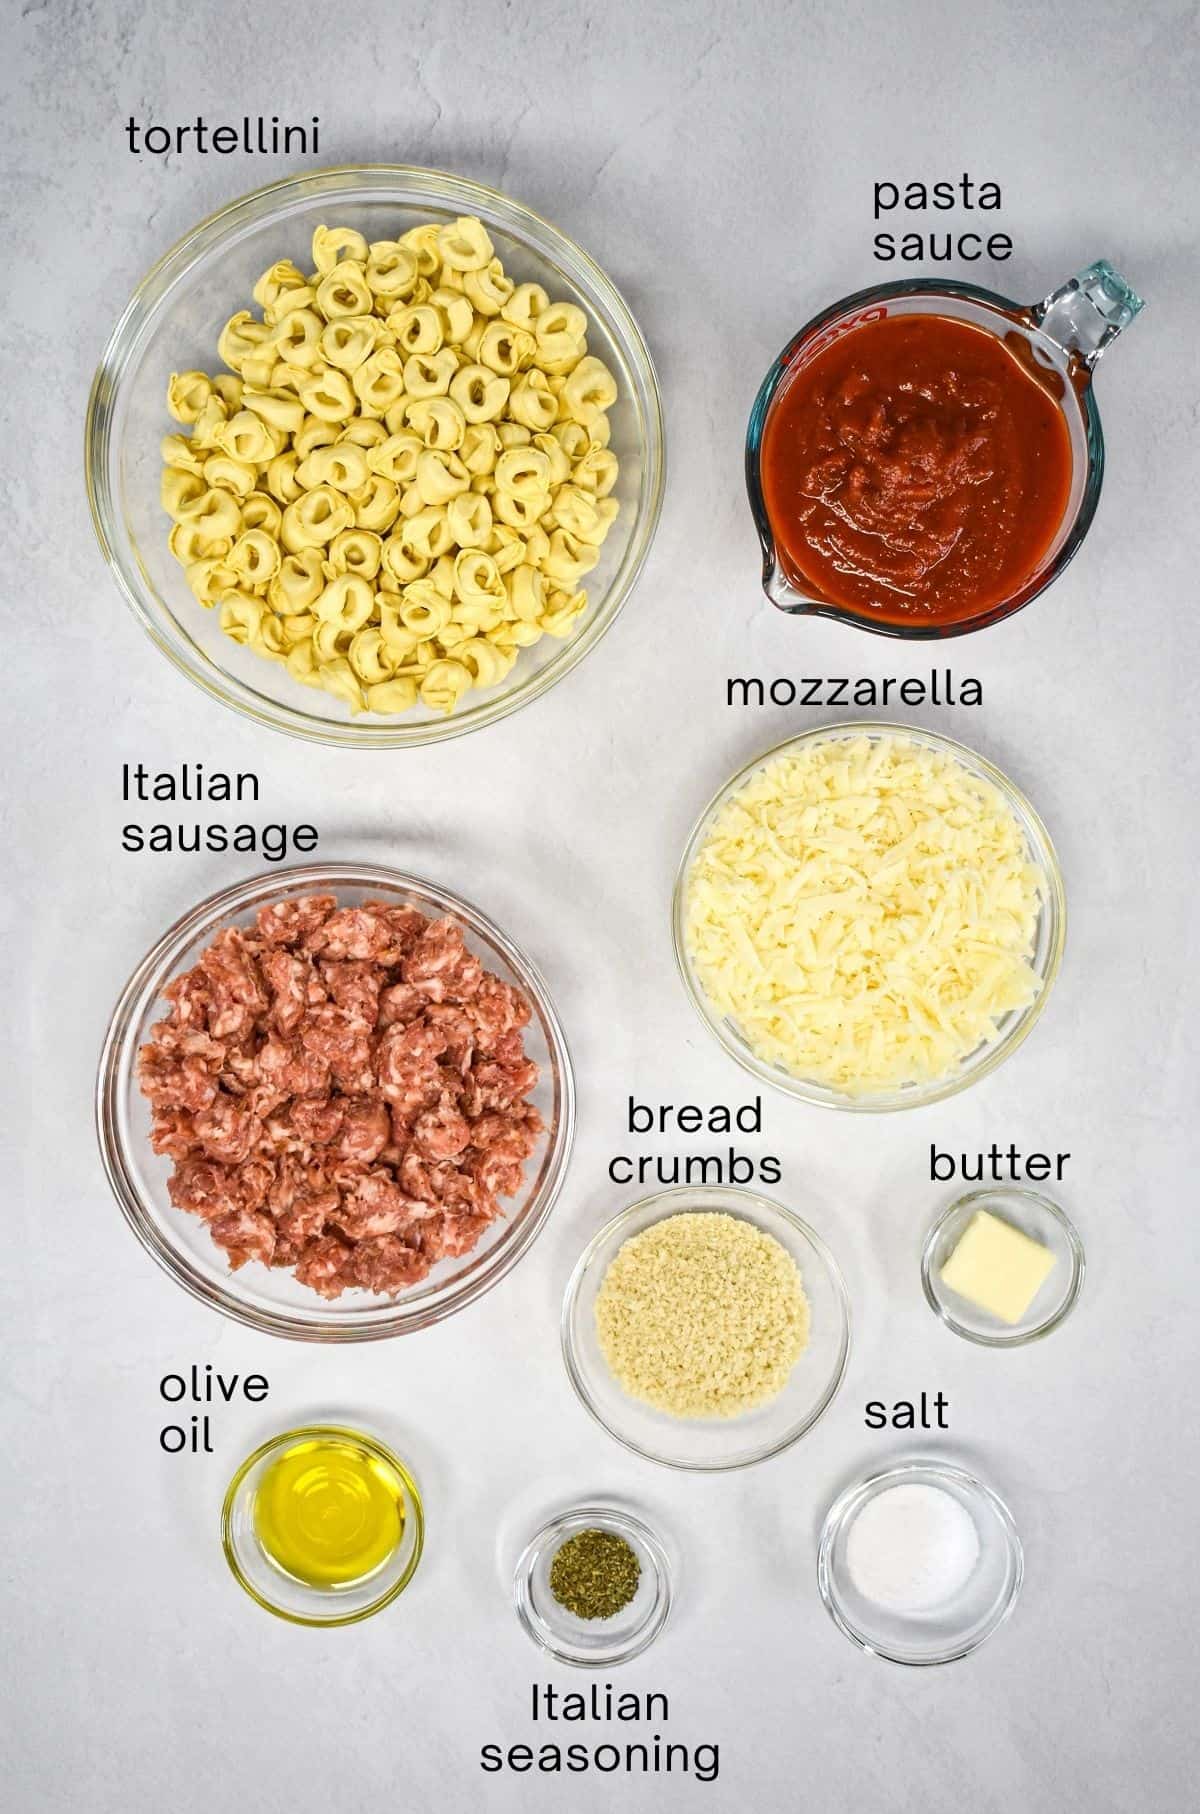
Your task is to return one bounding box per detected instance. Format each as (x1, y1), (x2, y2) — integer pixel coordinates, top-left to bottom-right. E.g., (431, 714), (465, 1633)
(161, 216), (620, 716)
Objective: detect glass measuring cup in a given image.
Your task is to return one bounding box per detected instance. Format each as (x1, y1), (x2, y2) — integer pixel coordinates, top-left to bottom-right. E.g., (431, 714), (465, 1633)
(746, 262), (1143, 638)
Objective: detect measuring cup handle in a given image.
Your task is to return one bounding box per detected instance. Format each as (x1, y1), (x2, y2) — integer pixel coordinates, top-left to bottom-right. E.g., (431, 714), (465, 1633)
(1032, 261), (1145, 369)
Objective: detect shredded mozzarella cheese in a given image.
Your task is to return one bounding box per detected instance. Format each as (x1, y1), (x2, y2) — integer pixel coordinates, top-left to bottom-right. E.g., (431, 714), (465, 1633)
(683, 735), (1045, 1094)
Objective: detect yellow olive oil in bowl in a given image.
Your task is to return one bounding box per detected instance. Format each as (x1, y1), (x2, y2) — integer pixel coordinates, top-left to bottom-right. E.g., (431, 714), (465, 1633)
(253, 1435), (406, 1589)
(223, 1424), (423, 1624)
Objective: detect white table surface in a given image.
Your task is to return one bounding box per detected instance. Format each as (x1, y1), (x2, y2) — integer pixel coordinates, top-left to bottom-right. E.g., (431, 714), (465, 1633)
(6, 2), (1198, 1808)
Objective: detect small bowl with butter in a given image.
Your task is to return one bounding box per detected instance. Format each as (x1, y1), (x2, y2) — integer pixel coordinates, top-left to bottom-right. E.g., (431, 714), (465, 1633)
(922, 1188), (1084, 1347)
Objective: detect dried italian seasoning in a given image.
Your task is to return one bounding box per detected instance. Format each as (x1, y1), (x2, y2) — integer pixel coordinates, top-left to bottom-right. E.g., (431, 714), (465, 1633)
(549, 1529), (641, 1621)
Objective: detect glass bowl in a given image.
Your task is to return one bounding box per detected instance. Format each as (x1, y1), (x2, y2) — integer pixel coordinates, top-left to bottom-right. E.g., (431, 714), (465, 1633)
(817, 1459), (1023, 1666)
(86, 165), (665, 747)
(513, 1504), (672, 1667)
(922, 1187), (1085, 1346)
(745, 265), (1144, 638)
(673, 721), (1066, 1111)
(97, 862), (575, 1340)
(222, 1424), (423, 1625)
(561, 1185), (850, 1471)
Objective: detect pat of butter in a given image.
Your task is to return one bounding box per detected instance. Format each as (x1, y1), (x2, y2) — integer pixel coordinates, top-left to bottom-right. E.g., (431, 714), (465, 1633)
(939, 1209), (1057, 1325)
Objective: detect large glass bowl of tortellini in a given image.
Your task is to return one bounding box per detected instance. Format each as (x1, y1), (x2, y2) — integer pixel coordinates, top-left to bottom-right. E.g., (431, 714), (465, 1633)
(86, 166), (665, 745)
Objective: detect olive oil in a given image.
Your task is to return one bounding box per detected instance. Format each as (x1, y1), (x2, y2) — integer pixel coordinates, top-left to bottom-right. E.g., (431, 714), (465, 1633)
(253, 1435), (405, 1589)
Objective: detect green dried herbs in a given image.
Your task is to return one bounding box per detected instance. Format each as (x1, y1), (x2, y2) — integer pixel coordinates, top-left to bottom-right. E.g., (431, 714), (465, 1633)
(549, 1528), (641, 1620)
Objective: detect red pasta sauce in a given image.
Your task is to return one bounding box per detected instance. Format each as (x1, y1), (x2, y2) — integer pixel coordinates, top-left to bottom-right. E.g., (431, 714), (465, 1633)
(761, 313), (1073, 626)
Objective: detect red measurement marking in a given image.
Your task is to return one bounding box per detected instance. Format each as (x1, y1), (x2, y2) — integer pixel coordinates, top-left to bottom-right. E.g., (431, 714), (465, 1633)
(786, 305), (888, 373)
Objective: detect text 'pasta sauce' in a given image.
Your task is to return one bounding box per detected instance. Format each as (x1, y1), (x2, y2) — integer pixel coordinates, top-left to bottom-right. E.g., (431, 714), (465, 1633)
(761, 313), (1073, 625)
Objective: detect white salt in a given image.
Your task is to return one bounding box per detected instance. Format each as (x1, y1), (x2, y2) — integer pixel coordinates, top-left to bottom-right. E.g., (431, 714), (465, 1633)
(845, 1482), (980, 1614)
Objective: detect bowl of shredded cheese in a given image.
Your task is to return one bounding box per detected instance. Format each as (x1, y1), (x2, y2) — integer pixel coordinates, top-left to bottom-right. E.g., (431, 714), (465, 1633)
(86, 166), (664, 746)
(673, 724), (1065, 1110)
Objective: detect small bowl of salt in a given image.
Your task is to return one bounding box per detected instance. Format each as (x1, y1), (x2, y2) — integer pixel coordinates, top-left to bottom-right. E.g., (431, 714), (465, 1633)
(817, 1459), (1022, 1665)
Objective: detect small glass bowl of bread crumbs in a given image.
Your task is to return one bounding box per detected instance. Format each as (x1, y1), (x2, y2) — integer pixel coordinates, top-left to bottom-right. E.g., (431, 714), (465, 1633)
(514, 1505), (672, 1666)
(922, 1188), (1085, 1346)
(562, 1186), (850, 1470)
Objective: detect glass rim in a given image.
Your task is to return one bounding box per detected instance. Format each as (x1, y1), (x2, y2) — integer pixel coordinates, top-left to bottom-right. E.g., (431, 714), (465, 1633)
(671, 720), (1067, 1112)
(96, 860), (576, 1340)
(745, 274), (1105, 640)
(84, 163), (666, 747)
(221, 1422), (424, 1626)
(816, 1457), (1024, 1666)
(560, 1183), (852, 1472)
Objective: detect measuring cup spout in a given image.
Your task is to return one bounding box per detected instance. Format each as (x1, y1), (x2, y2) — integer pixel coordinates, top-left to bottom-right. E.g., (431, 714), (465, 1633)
(1032, 261), (1144, 370)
